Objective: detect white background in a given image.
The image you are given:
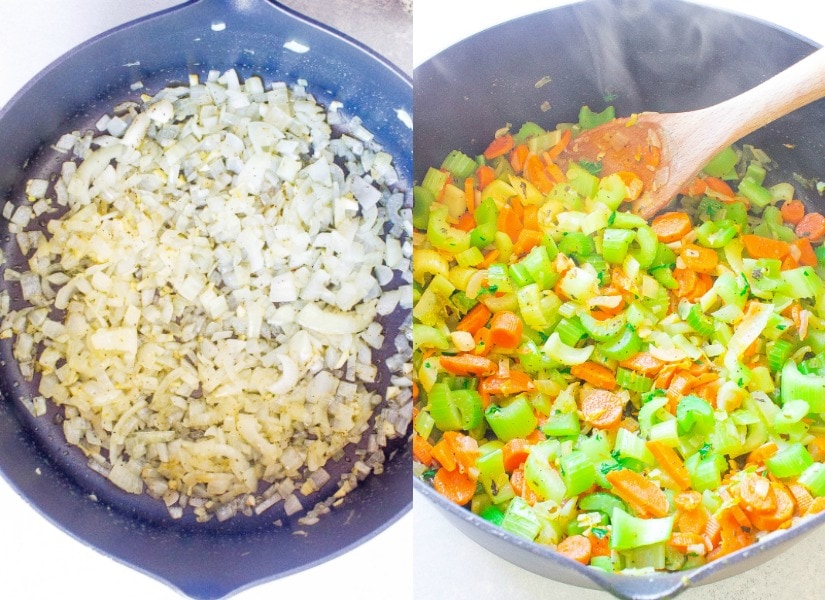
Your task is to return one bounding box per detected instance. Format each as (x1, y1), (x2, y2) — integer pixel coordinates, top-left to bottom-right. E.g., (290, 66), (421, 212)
(0, 1), (411, 600)
(414, 1), (825, 600)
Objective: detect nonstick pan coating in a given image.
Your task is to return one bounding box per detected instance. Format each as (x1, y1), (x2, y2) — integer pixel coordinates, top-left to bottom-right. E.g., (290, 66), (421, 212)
(413, 0), (825, 598)
(0, 1), (412, 598)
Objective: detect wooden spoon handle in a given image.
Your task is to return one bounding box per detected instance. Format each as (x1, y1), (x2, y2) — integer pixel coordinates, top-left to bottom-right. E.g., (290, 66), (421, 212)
(701, 46), (825, 148)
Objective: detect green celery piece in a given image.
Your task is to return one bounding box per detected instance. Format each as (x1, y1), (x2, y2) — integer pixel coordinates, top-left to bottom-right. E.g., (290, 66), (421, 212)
(479, 504), (506, 526)
(744, 162), (767, 186)
(558, 231), (596, 257)
(579, 311), (626, 342)
(559, 450), (596, 497)
(412, 324), (450, 350)
(514, 121), (546, 143)
(676, 395), (714, 436)
(427, 203), (471, 253)
(798, 462), (825, 497)
(476, 448), (506, 480)
(598, 325), (641, 361)
(602, 228), (636, 264)
(738, 177), (774, 210)
(578, 105), (615, 130)
(567, 162), (600, 198)
(501, 496), (542, 540)
(579, 492), (628, 524)
(421, 166), (449, 197)
(412, 185), (436, 230)
(702, 145), (738, 178)
(523, 440), (566, 503)
(428, 384), (483, 431)
(766, 442), (813, 478)
(630, 225), (658, 268)
(541, 411), (581, 438)
(781, 360), (825, 413)
(470, 197), (498, 248)
(441, 149), (477, 180)
(595, 173), (627, 210)
(485, 396), (538, 441)
(610, 508), (674, 550)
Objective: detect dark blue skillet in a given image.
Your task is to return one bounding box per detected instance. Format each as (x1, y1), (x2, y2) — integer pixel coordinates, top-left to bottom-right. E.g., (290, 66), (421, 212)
(0, 1), (412, 598)
(414, 0), (825, 597)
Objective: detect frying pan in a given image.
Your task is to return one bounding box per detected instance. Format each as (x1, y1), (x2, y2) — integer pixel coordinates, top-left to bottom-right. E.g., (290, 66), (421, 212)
(0, 1), (412, 598)
(414, 0), (825, 598)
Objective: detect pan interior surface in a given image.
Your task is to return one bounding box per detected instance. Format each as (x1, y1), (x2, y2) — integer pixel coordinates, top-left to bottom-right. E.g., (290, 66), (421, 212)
(413, 0), (825, 598)
(0, 1), (412, 598)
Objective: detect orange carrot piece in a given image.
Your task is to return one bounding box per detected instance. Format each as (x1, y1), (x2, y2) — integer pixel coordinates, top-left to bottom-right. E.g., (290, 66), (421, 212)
(680, 243), (719, 274)
(666, 370), (694, 412)
(545, 128), (572, 160)
(616, 170), (644, 201)
(570, 361), (617, 391)
(651, 211), (693, 243)
(545, 161), (567, 184)
(746, 441), (778, 465)
(686, 272), (713, 302)
(478, 249), (500, 268)
(793, 237), (818, 267)
(738, 473), (777, 515)
(502, 438), (531, 472)
(580, 389), (625, 430)
(787, 481), (814, 516)
(497, 205), (523, 243)
(668, 531), (704, 551)
(678, 507), (710, 536)
(431, 439), (457, 471)
(464, 177), (476, 215)
(809, 437), (825, 462)
(741, 234), (791, 260)
(557, 534), (592, 565)
(483, 133), (514, 160)
(807, 496), (825, 516)
(455, 211), (477, 232)
(522, 204), (540, 231)
(796, 211), (825, 242)
(510, 143), (530, 173)
(413, 433), (434, 466)
(479, 371), (535, 399)
(703, 175), (735, 198)
(524, 153), (554, 194)
(512, 228), (544, 256)
(747, 482), (795, 531)
(646, 440), (691, 491)
(476, 164), (496, 190)
(489, 310), (524, 348)
(619, 352), (664, 377)
(456, 303), (492, 335)
(681, 177), (707, 197)
(588, 531), (611, 558)
(433, 466), (477, 505)
(439, 353), (498, 377)
(781, 199), (806, 225)
(781, 254), (800, 271)
(674, 490), (703, 512)
(442, 431), (480, 473)
(605, 468), (669, 518)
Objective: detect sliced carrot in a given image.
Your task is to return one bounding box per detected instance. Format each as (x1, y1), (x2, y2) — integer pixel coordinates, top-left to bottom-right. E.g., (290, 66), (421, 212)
(588, 531), (611, 558)
(605, 468), (669, 518)
(413, 433), (434, 466)
(619, 352), (664, 377)
(795, 211), (825, 242)
(478, 249), (500, 268)
(432, 466), (477, 505)
(678, 507), (710, 536)
(489, 310), (524, 348)
(580, 389), (625, 430)
(545, 161), (567, 184)
(738, 473), (777, 515)
(455, 211), (477, 231)
(680, 177), (707, 197)
(512, 228), (544, 256)
(651, 211), (693, 243)
(807, 496), (825, 516)
(646, 440), (691, 491)
(747, 482), (795, 531)
(685, 272), (713, 302)
(570, 361), (617, 391)
(442, 431), (480, 473)
(668, 531), (704, 551)
(780, 199), (806, 225)
(703, 175), (735, 198)
(666, 370), (694, 413)
(781, 254), (800, 271)
(456, 303), (492, 335)
(524, 153), (554, 194)
(510, 143), (530, 173)
(439, 353), (498, 377)
(502, 438), (531, 472)
(497, 205), (523, 243)
(557, 534), (592, 565)
(483, 133), (514, 160)
(746, 441), (778, 465)
(510, 464), (526, 496)
(792, 237), (818, 267)
(741, 234), (791, 260)
(787, 481), (814, 516)
(616, 170), (644, 202)
(545, 128), (572, 160)
(476, 164), (496, 190)
(431, 438), (457, 471)
(522, 205), (540, 231)
(479, 371), (535, 403)
(680, 243), (719, 274)
(464, 177), (476, 215)
(809, 437), (825, 462)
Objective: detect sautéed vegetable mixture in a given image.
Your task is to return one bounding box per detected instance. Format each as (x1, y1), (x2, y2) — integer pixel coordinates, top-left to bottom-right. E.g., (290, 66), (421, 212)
(412, 107), (825, 572)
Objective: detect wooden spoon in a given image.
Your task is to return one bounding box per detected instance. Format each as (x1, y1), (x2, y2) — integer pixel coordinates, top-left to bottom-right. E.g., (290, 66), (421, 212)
(562, 47), (825, 219)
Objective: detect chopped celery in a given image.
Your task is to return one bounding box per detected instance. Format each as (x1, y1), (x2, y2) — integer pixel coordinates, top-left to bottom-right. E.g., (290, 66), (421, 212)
(485, 396), (538, 441)
(610, 508), (674, 550)
(702, 146), (738, 178)
(501, 496), (542, 540)
(578, 105), (615, 130)
(441, 149), (477, 180)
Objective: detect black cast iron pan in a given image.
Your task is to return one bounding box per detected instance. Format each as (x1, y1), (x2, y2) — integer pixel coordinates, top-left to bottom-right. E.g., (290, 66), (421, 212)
(414, 0), (825, 597)
(0, 1), (412, 598)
